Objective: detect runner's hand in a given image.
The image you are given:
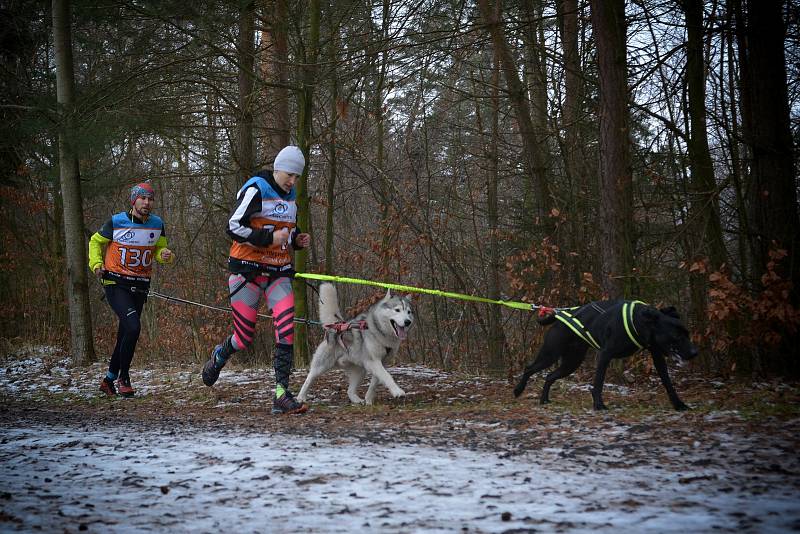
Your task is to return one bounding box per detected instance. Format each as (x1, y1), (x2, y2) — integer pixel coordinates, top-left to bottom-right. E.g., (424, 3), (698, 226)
(273, 227), (290, 246)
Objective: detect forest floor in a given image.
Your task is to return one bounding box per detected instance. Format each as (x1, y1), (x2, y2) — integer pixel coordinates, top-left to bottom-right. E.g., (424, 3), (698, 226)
(1, 346), (799, 533)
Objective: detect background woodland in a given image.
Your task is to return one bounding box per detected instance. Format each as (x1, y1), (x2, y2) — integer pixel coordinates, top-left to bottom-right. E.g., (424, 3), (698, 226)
(1, 0), (798, 379)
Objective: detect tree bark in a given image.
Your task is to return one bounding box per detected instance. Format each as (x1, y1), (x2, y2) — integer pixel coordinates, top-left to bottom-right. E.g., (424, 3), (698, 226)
(324, 10), (339, 275)
(521, 0), (552, 222)
(237, 1), (255, 178)
(739, 0), (799, 375)
(682, 0), (727, 328)
(52, 0), (95, 365)
(377, 0), (391, 274)
(741, 0), (799, 284)
(486, 47), (506, 373)
(557, 0), (589, 282)
(293, 0), (320, 367)
(477, 0), (551, 228)
(259, 0), (290, 162)
(590, 0), (634, 298)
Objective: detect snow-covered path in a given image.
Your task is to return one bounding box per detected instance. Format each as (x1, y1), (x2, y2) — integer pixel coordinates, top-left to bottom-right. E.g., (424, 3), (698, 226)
(1, 422), (798, 533)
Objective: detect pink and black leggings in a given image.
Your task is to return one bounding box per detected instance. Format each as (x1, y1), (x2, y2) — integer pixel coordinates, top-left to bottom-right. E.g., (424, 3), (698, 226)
(216, 273), (295, 387)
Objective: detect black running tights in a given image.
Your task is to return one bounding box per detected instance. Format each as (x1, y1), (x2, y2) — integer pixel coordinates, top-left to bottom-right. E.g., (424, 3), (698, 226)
(105, 285), (147, 381)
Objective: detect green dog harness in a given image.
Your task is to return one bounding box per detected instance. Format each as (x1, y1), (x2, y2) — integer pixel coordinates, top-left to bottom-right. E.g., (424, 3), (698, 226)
(622, 300), (645, 349)
(553, 308), (602, 350)
(553, 300), (646, 351)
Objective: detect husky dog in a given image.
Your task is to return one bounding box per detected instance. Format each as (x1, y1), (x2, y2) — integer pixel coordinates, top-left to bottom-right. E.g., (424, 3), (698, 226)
(297, 283), (413, 405)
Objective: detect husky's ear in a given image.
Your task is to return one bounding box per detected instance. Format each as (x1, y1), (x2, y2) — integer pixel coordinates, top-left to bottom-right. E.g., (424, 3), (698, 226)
(384, 288), (392, 300)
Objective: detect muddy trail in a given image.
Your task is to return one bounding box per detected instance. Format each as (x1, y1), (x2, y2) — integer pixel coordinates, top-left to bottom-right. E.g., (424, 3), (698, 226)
(1, 349), (799, 533)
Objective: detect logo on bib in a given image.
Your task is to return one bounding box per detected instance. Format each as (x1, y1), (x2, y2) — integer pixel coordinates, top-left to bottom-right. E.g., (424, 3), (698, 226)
(118, 230), (136, 243)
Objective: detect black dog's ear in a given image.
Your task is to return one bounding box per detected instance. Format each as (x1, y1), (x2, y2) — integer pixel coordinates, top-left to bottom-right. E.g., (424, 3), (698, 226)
(659, 306), (680, 319)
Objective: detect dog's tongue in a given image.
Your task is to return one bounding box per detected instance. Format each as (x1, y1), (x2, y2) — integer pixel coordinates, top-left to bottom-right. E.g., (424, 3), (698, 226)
(394, 324), (407, 340)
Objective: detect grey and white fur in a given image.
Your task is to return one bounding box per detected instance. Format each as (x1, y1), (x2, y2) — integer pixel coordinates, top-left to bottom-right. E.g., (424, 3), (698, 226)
(297, 283), (413, 405)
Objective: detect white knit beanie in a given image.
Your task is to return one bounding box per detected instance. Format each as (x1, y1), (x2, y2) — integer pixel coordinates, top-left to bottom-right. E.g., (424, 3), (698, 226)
(273, 146), (306, 175)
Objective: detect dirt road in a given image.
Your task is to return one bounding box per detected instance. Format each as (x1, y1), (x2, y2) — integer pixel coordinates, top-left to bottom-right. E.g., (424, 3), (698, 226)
(1, 350), (799, 532)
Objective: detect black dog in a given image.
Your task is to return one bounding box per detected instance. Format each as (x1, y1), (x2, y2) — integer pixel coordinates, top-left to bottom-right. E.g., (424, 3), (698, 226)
(513, 300), (698, 410)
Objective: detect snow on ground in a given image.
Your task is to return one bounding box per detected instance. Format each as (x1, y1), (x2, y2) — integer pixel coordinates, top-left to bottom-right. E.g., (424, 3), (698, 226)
(1, 347), (800, 532)
(1, 423), (798, 533)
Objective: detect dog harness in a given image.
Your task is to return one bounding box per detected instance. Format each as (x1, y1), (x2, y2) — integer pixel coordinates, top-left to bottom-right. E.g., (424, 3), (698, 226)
(553, 308), (602, 350)
(553, 300), (646, 351)
(324, 320), (368, 349)
(622, 300), (645, 349)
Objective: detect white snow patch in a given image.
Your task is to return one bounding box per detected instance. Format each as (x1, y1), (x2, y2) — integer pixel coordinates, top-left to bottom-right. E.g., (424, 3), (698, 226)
(0, 424), (798, 533)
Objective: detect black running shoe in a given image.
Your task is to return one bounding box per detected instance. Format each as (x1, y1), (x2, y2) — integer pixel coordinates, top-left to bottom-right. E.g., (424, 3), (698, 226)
(272, 391), (308, 415)
(202, 345), (224, 387)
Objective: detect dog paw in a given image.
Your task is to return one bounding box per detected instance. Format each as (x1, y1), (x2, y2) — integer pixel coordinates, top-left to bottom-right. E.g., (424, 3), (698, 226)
(674, 401), (689, 411)
(391, 389), (406, 398)
(593, 403), (609, 411)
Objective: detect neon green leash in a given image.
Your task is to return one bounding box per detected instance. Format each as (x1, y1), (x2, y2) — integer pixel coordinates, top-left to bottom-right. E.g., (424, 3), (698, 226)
(294, 272), (539, 312)
(295, 273), (646, 349)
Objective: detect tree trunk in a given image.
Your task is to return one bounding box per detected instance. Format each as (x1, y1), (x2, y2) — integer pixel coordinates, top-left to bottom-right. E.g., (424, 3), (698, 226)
(260, 0), (290, 162)
(293, 0), (320, 367)
(682, 0), (727, 330)
(324, 11), (339, 275)
(52, 0), (95, 365)
(557, 0), (589, 282)
(739, 0), (799, 375)
(237, 1), (255, 178)
(741, 0), (799, 283)
(724, 0), (750, 282)
(590, 0), (634, 298)
(477, 0), (551, 229)
(486, 47), (506, 373)
(521, 0), (552, 227)
(376, 0), (391, 274)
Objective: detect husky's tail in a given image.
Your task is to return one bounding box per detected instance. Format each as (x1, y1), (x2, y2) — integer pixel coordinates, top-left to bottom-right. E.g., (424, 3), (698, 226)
(318, 283), (343, 325)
